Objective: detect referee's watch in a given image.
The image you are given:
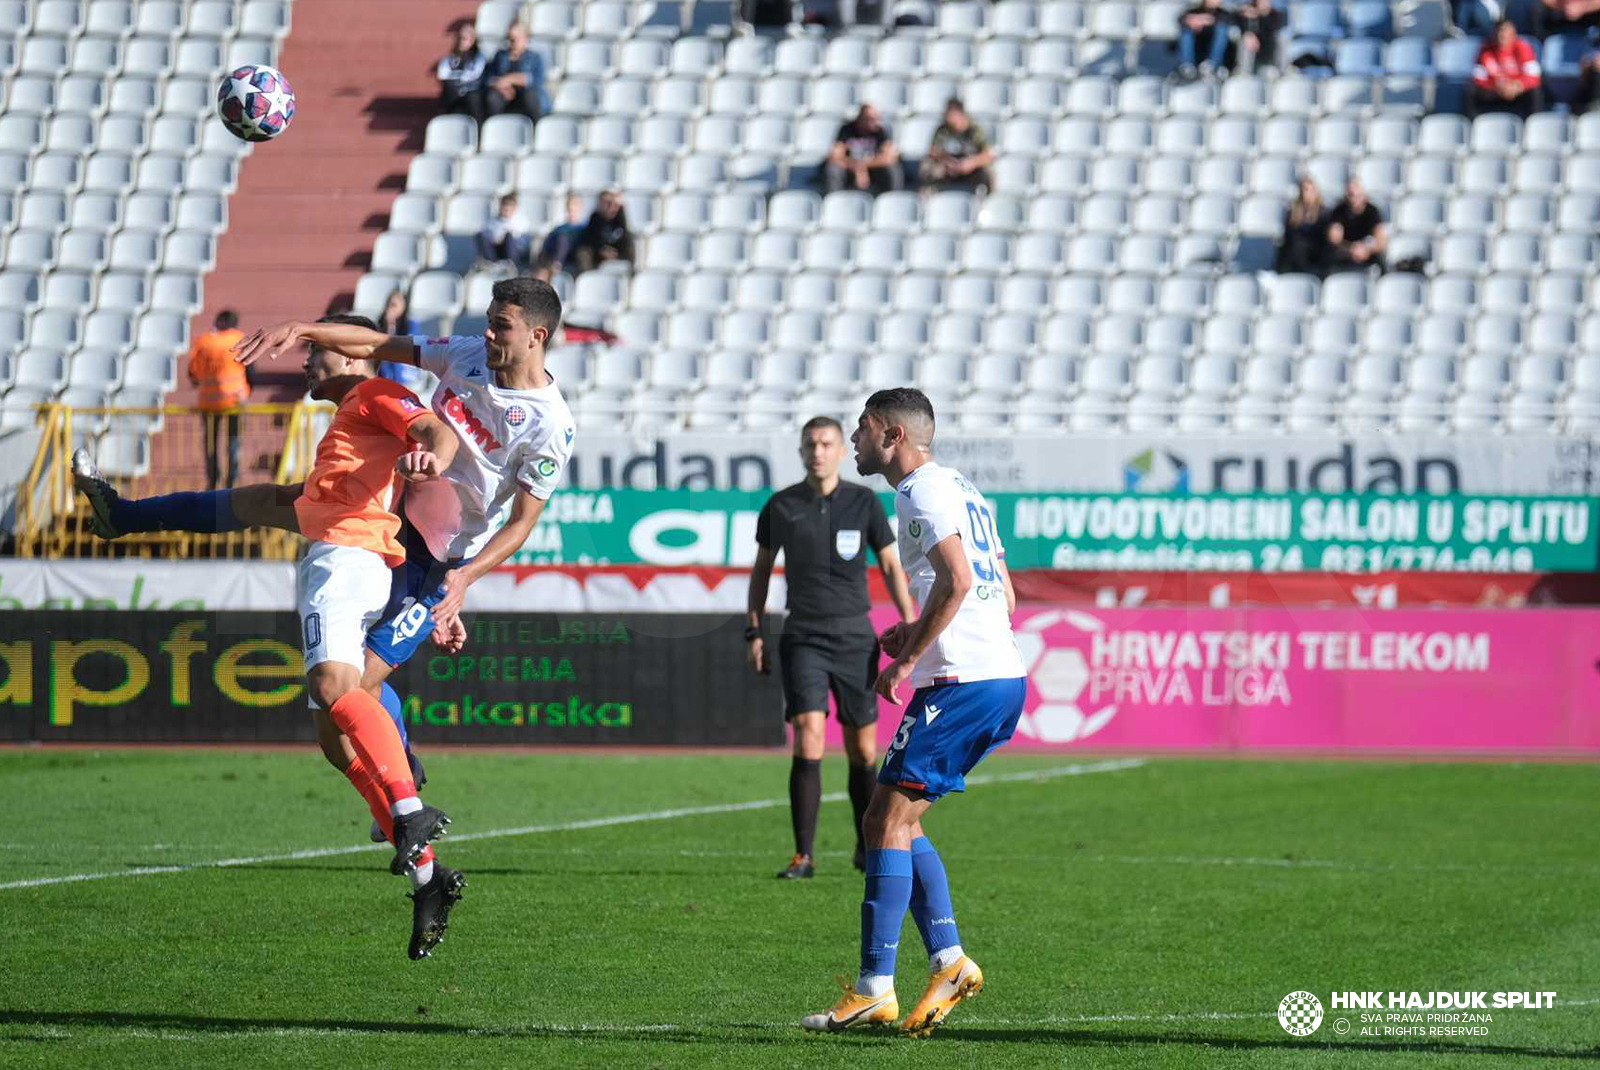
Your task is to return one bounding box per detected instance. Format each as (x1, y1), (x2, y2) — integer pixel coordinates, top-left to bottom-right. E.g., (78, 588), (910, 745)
(743, 626), (763, 641)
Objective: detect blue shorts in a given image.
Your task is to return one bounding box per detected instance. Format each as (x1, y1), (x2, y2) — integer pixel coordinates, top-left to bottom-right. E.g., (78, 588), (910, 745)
(365, 513), (472, 669)
(878, 677), (1027, 801)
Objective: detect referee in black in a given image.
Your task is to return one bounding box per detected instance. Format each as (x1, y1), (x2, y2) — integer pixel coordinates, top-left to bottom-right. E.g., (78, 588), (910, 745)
(746, 415), (916, 879)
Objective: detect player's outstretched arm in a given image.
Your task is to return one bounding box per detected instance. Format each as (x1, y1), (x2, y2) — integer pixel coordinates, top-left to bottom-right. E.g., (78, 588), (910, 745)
(432, 489), (548, 621)
(232, 319), (417, 368)
(875, 534), (971, 703)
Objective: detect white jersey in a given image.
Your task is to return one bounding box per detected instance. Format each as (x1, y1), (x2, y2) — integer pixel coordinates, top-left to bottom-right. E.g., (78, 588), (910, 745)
(401, 335), (575, 561)
(894, 462), (1026, 689)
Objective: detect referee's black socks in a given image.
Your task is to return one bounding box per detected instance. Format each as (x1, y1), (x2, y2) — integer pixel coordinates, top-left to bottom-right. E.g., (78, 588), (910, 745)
(789, 757), (822, 859)
(848, 761), (876, 851)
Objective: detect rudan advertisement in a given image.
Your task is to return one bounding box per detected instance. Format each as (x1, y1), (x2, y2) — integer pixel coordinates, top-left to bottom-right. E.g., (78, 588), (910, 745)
(571, 432), (1600, 495)
(812, 606), (1600, 754)
(0, 612), (784, 745)
(515, 490), (1597, 574)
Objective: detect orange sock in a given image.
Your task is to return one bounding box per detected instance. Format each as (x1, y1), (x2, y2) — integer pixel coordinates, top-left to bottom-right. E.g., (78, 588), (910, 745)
(329, 690), (417, 804)
(344, 756), (394, 842)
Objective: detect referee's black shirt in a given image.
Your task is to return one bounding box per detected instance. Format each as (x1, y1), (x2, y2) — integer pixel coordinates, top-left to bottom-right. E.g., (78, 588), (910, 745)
(755, 480), (894, 633)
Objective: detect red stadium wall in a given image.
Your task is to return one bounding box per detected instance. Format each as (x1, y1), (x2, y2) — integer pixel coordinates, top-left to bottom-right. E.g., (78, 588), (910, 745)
(191, 0), (478, 397)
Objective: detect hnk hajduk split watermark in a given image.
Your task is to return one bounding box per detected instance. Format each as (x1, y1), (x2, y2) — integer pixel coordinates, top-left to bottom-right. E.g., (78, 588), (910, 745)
(1278, 991), (1560, 1039)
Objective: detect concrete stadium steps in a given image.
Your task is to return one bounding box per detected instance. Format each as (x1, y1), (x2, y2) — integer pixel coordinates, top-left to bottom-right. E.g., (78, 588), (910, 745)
(190, 0), (478, 401)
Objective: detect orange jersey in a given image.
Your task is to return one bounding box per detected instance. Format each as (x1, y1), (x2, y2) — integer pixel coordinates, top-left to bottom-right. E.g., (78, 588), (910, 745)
(188, 328), (249, 411)
(294, 377), (431, 567)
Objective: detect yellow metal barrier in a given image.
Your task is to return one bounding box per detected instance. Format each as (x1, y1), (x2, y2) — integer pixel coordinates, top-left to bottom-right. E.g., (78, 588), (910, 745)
(11, 400), (335, 560)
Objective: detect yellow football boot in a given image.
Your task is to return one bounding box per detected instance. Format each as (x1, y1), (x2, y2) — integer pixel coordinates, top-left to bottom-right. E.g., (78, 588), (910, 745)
(800, 977), (900, 1033)
(900, 955), (984, 1037)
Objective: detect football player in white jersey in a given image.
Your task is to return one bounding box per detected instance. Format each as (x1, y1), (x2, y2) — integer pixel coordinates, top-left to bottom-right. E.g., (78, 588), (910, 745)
(801, 387), (1027, 1038)
(231, 276), (576, 695)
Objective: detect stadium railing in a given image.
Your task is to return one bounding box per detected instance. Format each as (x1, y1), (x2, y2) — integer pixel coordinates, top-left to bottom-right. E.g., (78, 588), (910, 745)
(9, 400), (333, 560)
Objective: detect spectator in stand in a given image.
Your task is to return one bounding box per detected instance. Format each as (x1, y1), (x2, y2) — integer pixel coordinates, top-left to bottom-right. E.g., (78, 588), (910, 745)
(1325, 178), (1388, 274)
(484, 23), (549, 123)
(1575, 50), (1600, 113)
(824, 104), (903, 195)
(1469, 19), (1545, 118)
(1533, 0), (1600, 36)
(1233, 0), (1284, 73)
(573, 190), (636, 275)
(918, 99), (995, 196)
(435, 21), (487, 125)
(187, 310), (248, 491)
(1176, 0), (1231, 80)
(1275, 176), (1330, 276)
(476, 194), (532, 268)
(534, 194), (588, 280)
(376, 289), (424, 391)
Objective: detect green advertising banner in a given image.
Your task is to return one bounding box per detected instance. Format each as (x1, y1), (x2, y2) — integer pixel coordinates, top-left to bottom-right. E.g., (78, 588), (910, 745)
(509, 490), (1600, 574)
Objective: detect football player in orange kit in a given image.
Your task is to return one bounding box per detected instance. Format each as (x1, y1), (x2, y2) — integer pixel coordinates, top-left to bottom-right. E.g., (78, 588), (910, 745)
(292, 324), (470, 961)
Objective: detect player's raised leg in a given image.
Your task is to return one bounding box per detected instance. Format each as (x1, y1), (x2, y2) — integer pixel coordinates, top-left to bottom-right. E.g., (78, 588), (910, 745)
(72, 448), (301, 539)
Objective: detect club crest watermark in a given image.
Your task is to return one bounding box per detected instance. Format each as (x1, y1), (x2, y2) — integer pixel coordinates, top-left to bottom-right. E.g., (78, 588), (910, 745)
(1278, 991), (1324, 1036)
(1278, 991), (1560, 1041)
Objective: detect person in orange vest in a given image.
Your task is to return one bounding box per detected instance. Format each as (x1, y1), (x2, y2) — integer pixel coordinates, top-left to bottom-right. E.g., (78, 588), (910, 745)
(188, 309), (249, 489)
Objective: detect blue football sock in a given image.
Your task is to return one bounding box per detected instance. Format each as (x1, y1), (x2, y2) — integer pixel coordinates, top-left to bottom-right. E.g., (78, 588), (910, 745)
(909, 836), (962, 959)
(110, 489), (244, 534)
(378, 681), (408, 750)
(859, 848), (914, 979)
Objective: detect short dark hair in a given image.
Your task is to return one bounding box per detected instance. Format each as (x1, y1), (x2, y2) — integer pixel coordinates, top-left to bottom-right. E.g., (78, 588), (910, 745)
(863, 387), (936, 436)
(491, 275), (562, 335)
(215, 310), (239, 330)
(800, 415), (843, 439)
(308, 313), (380, 366)
(945, 97), (966, 113)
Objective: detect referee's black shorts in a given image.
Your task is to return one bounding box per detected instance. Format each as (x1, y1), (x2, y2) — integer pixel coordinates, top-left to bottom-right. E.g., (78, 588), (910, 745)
(777, 628), (881, 727)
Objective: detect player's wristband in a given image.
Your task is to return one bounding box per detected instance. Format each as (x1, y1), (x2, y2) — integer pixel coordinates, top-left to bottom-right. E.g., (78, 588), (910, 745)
(744, 626), (763, 641)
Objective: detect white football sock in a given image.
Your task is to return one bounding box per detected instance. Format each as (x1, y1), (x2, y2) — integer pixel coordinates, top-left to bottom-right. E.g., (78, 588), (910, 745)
(391, 796), (423, 818)
(931, 945), (965, 972)
(409, 859), (434, 890)
(856, 973), (894, 997)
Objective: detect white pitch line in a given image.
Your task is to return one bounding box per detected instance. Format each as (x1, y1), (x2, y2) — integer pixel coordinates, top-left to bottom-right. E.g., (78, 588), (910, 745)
(0, 758), (1145, 893)
(20, 999), (1600, 1043)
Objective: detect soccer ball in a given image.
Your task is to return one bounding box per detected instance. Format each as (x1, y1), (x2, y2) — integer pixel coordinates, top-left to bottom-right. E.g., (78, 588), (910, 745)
(1014, 610), (1119, 744)
(216, 65), (296, 143)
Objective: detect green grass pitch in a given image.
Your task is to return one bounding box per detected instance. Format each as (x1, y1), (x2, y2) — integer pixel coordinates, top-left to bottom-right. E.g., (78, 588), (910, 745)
(1, 748), (1597, 1069)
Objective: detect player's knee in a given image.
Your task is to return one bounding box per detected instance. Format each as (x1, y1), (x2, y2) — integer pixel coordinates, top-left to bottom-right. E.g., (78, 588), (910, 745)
(305, 663), (357, 711)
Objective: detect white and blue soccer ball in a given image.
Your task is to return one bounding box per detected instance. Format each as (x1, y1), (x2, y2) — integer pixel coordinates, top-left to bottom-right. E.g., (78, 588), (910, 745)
(216, 64), (296, 143)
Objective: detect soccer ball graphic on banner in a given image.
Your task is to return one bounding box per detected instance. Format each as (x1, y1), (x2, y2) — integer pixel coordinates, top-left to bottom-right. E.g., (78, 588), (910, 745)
(1015, 610), (1119, 744)
(216, 65), (296, 142)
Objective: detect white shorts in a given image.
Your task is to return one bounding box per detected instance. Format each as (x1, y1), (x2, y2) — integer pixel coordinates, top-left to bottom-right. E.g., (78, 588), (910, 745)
(296, 541), (393, 672)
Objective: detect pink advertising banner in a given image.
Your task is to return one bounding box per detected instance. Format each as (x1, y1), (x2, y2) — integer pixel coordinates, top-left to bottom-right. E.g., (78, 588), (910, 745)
(819, 607), (1600, 754)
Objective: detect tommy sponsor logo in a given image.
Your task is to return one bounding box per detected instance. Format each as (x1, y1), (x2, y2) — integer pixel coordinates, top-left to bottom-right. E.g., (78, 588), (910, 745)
(437, 386), (504, 452)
